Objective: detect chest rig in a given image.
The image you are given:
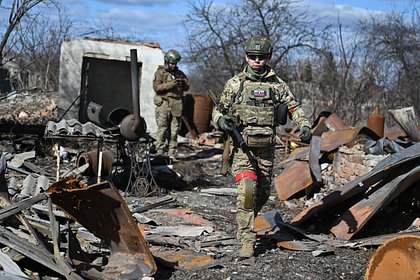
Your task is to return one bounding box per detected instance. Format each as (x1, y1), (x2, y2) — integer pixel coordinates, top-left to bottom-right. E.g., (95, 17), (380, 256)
(232, 80), (276, 147)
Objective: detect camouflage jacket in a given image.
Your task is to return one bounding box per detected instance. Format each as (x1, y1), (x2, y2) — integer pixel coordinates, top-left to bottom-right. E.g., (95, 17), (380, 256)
(153, 65), (189, 99)
(212, 65), (310, 128)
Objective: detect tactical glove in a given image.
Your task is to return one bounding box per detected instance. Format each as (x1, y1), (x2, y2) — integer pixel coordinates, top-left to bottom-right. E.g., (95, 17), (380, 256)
(299, 125), (312, 143)
(217, 115), (233, 131)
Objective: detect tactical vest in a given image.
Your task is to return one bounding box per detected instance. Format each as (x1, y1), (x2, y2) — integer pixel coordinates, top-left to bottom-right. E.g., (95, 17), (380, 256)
(232, 80), (276, 148)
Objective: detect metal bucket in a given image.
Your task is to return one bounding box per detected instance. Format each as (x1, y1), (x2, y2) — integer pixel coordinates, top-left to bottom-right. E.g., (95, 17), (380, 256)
(193, 95), (213, 134)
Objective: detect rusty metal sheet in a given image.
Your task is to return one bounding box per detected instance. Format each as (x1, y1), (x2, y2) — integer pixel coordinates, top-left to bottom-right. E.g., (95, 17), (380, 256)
(274, 161), (312, 200)
(330, 164), (420, 240)
(320, 127), (379, 152)
(161, 208), (213, 226)
(277, 240), (315, 251)
(47, 178), (157, 277)
(254, 210), (283, 233)
(364, 235), (420, 280)
(292, 142), (420, 226)
(153, 249), (222, 270)
(312, 112), (348, 136)
(384, 125), (408, 141)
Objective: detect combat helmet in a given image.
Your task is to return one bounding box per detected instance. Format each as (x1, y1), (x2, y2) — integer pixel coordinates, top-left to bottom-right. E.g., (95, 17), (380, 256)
(244, 36), (273, 58)
(164, 49), (181, 64)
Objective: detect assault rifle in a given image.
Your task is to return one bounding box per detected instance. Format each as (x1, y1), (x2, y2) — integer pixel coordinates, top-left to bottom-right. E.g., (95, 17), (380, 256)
(206, 87), (246, 150)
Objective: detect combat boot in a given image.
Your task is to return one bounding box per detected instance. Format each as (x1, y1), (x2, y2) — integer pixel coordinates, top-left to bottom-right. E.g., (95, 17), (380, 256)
(239, 243), (254, 258)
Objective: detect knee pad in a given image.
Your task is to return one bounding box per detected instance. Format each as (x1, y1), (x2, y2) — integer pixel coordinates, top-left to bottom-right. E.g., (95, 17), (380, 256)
(236, 171), (257, 210)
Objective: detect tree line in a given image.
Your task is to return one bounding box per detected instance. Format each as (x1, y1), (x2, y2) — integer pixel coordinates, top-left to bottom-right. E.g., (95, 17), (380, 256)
(183, 0), (419, 127)
(0, 0), (418, 128)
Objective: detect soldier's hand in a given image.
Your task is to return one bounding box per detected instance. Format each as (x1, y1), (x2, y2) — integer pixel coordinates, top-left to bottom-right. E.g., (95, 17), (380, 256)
(217, 115), (233, 131)
(299, 125), (312, 143)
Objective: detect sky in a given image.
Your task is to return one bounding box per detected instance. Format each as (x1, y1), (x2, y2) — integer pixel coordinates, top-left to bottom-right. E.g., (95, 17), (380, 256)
(58, 0), (414, 51)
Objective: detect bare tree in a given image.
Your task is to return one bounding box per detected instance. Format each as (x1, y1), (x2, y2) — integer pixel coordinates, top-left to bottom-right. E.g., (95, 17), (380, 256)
(359, 3), (419, 115)
(0, 0), (57, 64)
(183, 0), (321, 93)
(14, 3), (72, 90)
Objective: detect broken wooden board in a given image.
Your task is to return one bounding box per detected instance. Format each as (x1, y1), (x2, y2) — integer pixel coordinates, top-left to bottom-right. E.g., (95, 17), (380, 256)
(0, 225), (83, 280)
(389, 106), (420, 142)
(330, 164), (420, 240)
(292, 142), (420, 226)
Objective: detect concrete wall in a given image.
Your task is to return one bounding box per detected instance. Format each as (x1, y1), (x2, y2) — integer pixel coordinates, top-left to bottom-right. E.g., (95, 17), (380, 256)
(58, 38), (164, 134)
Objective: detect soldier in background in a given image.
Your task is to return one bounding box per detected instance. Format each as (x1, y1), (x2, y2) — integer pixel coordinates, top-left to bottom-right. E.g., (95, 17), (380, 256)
(153, 49), (190, 157)
(212, 36), (312, 259)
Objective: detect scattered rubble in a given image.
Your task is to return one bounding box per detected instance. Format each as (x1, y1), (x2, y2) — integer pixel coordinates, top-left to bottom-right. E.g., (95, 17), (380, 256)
(0, 89), (419, 279)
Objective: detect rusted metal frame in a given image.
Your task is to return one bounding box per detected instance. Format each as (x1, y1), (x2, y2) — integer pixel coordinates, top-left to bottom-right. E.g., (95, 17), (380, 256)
(292, 142), (420, 225)
(330, 163), (420, 240)
(0, 226), (83, 280)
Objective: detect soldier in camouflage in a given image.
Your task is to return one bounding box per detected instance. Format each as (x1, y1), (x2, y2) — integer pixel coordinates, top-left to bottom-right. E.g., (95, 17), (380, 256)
(212, 36), (312, 258)
(153, 49), (190, 157)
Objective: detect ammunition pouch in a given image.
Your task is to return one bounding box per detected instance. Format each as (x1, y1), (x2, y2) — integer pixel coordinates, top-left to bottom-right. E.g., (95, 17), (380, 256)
(242, 126), (274, 148)
(275, 103), (288, 125)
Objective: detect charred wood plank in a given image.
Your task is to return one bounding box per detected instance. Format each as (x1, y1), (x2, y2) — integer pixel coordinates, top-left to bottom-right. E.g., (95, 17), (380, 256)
(0, 226), (83, 280)
(292, 142), (420, 226)
(0, 122), (46, 136)
(389, 106), (420, 142)
(0, 194), (47, 221)
(329, 164), (420, 240)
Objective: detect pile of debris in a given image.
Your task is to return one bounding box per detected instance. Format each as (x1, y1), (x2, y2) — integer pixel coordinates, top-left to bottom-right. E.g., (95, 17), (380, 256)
(0, 100), (418, 279)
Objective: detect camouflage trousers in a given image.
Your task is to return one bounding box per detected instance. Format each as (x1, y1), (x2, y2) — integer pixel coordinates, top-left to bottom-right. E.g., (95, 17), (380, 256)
(154, 96), (182, 153)
(231, 145), (275, 246)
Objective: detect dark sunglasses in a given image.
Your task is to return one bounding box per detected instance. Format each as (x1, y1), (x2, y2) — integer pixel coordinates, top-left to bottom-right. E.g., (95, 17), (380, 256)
(247, 54), (268, 60)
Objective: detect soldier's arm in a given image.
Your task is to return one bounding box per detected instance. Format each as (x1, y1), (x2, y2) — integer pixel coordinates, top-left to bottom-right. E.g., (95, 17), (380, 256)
(153, 70), (177, 93)
(212, 81), (234, 126)
(275, 78), (311, 128)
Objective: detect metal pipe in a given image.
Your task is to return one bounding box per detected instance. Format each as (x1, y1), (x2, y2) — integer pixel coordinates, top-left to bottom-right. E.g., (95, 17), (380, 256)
(130, 49), (141, 133)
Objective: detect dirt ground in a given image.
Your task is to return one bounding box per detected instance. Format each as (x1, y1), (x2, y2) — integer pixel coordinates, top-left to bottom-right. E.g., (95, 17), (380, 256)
(148, 146), (376, 280)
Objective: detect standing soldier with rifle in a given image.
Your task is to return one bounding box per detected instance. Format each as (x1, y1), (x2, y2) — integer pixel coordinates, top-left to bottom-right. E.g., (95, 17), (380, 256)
(212, 36), (312, 259)
(153, 49), (190, 158)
